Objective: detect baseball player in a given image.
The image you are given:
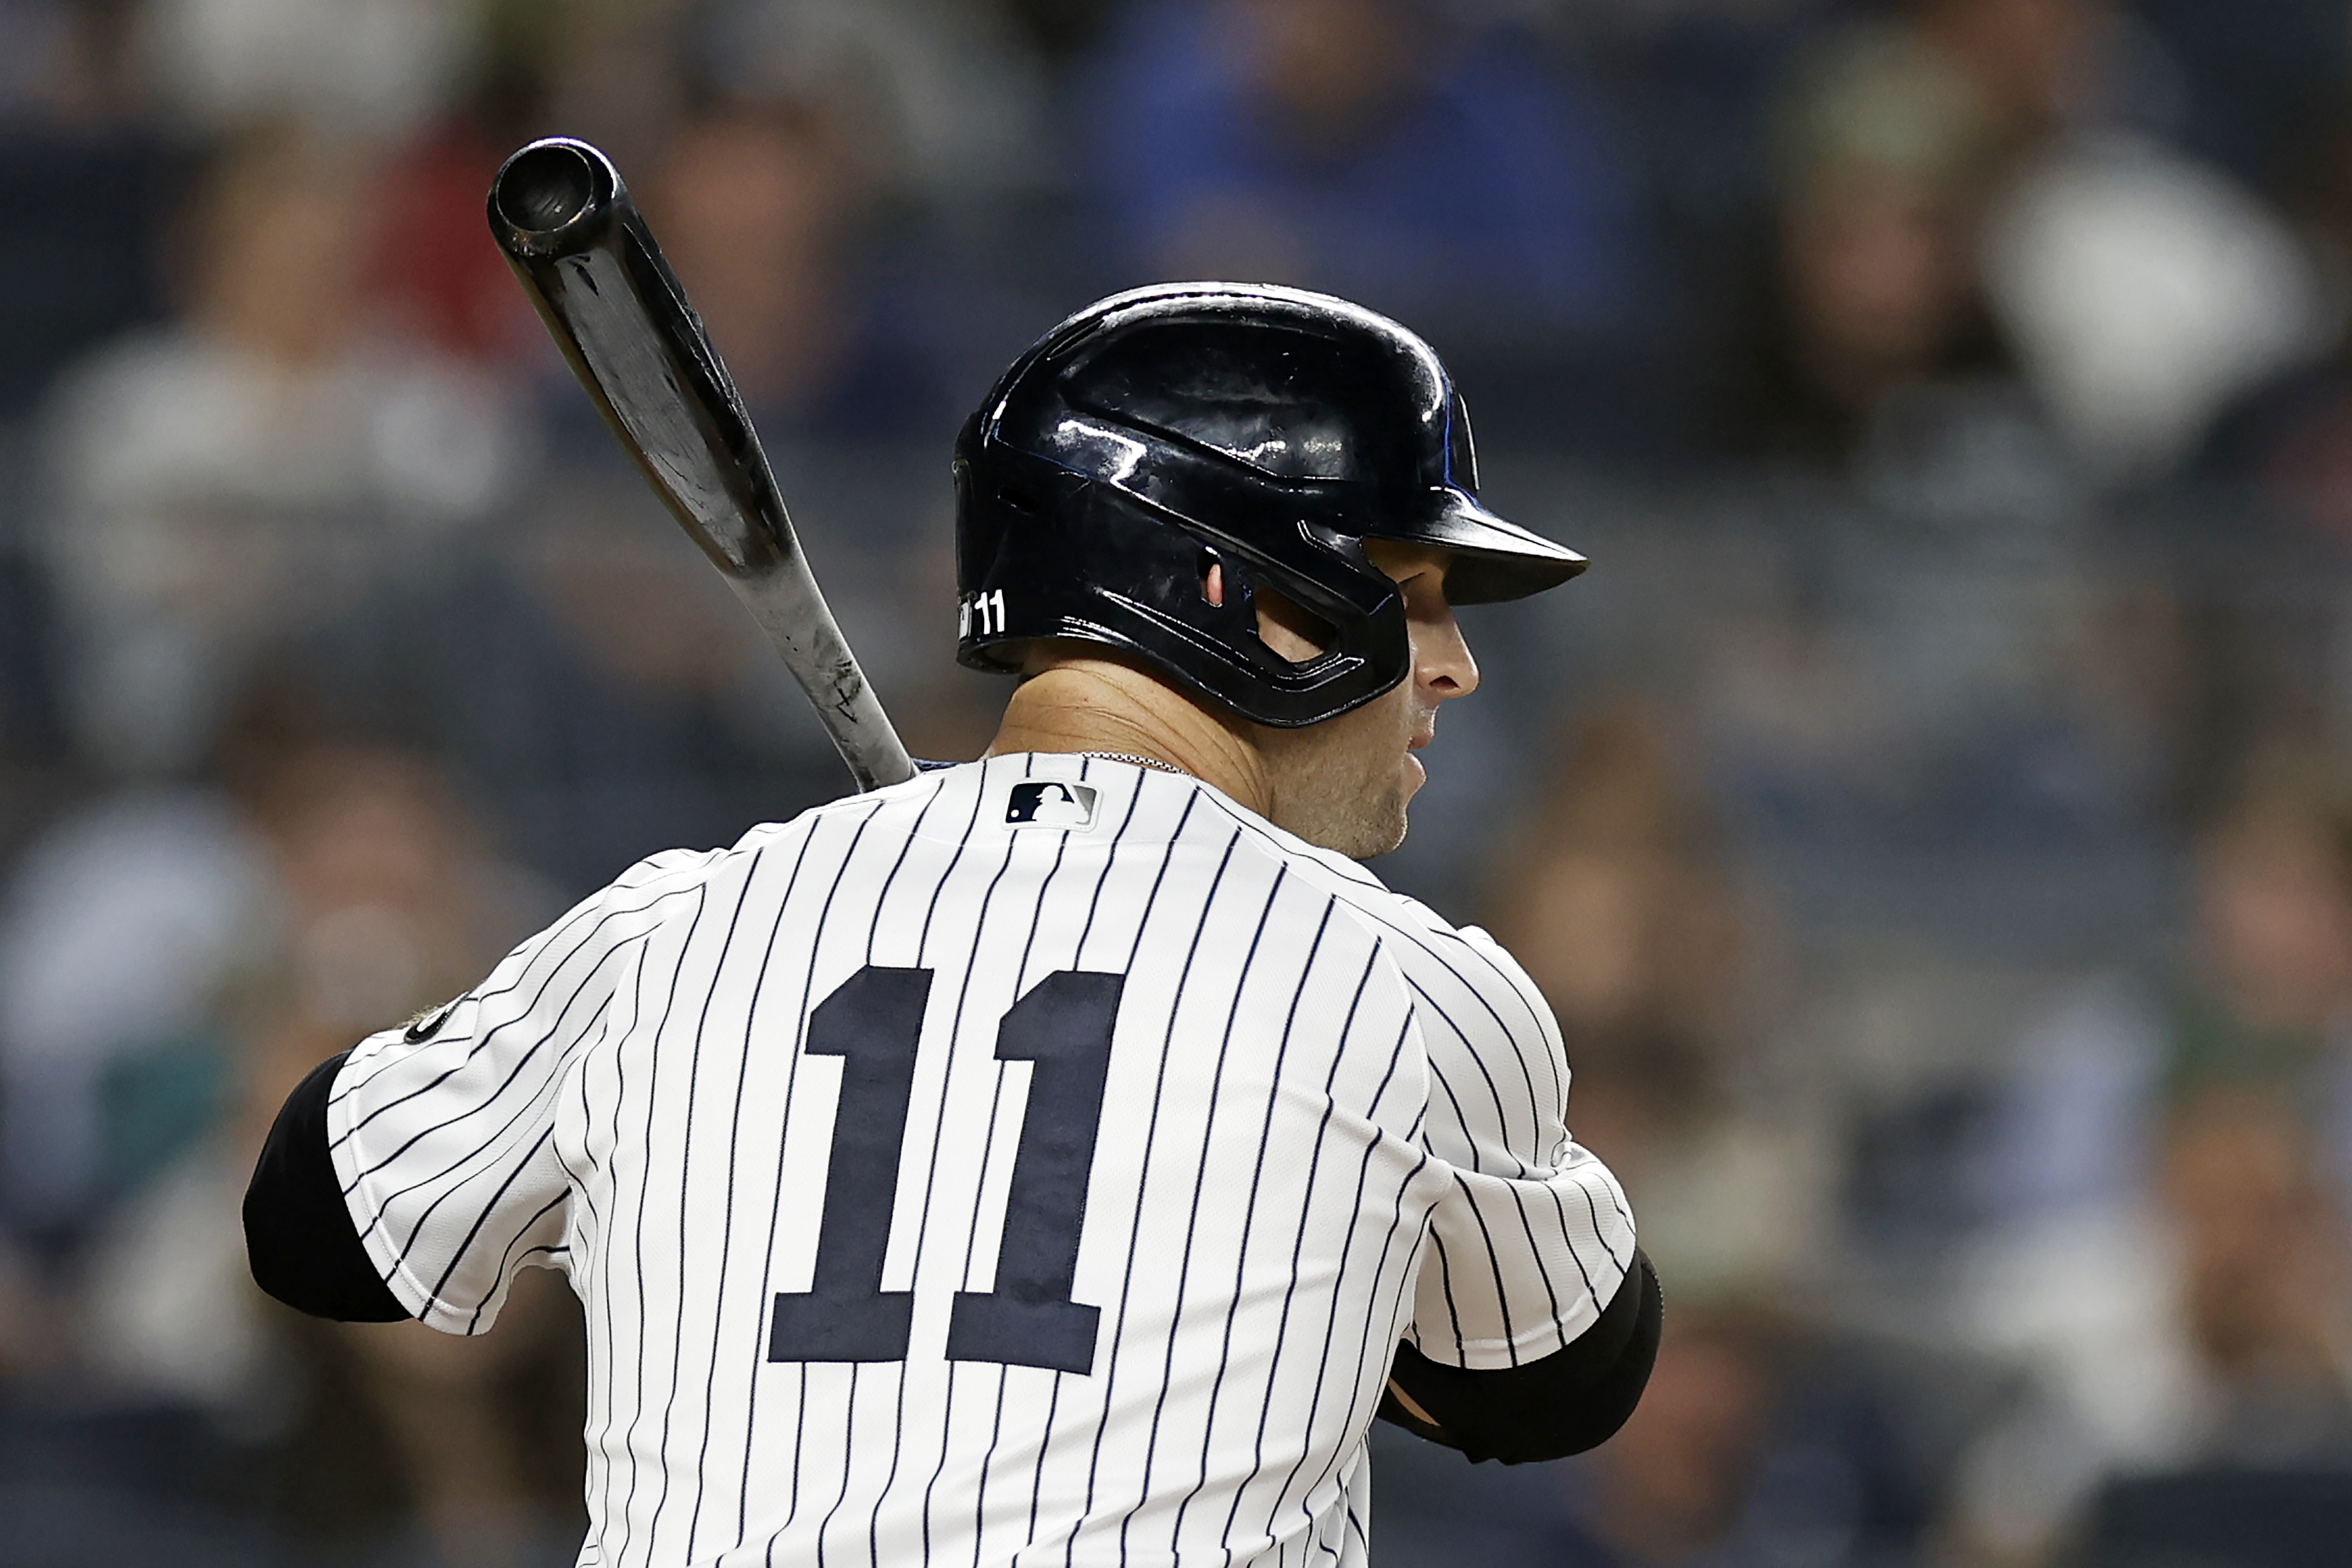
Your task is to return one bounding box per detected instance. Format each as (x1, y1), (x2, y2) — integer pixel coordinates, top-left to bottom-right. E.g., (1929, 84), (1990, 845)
(245, 283), (1660, 1566)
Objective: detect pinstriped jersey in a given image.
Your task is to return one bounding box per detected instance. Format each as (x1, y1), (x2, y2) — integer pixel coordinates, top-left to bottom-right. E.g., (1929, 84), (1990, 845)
(326, 754), (1637, 1567)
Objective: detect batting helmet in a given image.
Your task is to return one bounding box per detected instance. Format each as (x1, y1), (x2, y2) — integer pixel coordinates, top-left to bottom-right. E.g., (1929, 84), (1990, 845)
(953, 282), (1587, 728)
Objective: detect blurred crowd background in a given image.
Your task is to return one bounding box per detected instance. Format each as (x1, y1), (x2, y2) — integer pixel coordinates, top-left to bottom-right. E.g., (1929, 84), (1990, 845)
(5, 0), (2352, 1564)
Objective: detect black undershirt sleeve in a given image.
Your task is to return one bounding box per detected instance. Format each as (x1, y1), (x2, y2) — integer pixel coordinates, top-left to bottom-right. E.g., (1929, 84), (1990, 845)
(1377, 1248), (1661, 1463)
(243, 1051), (411, 1323)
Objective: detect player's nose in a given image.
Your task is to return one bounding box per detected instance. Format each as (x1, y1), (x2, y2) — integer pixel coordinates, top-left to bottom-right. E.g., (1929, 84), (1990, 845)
(1416, 611), (1478, 702)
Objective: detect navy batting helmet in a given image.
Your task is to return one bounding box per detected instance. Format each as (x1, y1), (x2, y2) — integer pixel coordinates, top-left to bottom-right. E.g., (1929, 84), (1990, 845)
(953, 282), (1586, 728)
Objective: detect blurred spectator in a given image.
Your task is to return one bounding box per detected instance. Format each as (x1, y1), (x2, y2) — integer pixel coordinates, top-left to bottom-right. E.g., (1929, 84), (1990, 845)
(1372, 1301), (1983, 1568)
(1954, 760), (2352, 1555)
(1973, 759), (2352, 1231)
(364, 0), (690, 370)
(368, 121), (543, 369)
(1485, 702), (1823, 1304)
(289, 487), (856, 896)
(37, 125), (525, 778)
(1984, 134), (2329, 485)
(0, 0), (185, 421)
(1900, 0), (2336, 482)
(1564, 1305), (1968, 1568)
(1734, 0), (2332, 485)
(1910, 0), (2106, 159)
(1570, 1307), (1781, 1567)
(0, 785), (267, 1247)
(1720, 19), (2035, 479)
(636, 98), (951, 441)
(218, 738), (574, 1564)
(299, 1273), (585, 1567)
(1490, 702), (1746, 1092)
(0, 675), (581, 1556)
(2159, 1091), (2352, 1463)
(1084, 0), (1646, 343)
(690, 0), (1052, 206)
(139, 0), (471, 140)
(230, 740), (550, 1102)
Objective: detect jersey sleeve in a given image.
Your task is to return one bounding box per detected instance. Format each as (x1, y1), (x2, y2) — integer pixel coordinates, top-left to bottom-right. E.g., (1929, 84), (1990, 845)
(1387, 921), (1639, 1370)
(326, 849), (709, 1334)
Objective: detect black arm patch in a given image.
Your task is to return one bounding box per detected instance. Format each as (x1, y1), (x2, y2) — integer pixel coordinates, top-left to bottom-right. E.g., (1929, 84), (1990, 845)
(243, 1051), (411, 1323)
(1377, 1248), (1662, 1463)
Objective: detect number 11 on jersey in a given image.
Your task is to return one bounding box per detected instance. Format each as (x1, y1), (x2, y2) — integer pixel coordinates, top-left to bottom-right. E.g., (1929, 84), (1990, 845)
(767, 965), (1124, 1375)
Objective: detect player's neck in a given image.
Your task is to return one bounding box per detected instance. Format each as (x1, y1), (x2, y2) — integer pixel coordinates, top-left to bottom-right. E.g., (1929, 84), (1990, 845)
(985, 657), (1272, 815)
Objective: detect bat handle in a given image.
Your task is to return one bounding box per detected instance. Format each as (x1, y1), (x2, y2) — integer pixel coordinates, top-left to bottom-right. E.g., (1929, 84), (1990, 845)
(720, 563), (918, 792)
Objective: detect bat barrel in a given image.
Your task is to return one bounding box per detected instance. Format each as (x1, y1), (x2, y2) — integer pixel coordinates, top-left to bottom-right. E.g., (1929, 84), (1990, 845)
(489, 139), (620, 259)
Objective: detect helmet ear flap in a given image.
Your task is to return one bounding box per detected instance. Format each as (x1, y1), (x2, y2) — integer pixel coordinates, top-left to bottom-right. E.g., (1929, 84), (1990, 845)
(958, 447), (1407, 724)
(1197, 550), (1347, 672)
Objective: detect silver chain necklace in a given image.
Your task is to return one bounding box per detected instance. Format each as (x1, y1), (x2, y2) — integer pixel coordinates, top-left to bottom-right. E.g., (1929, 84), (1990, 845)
(1078, 751), (1190, 777)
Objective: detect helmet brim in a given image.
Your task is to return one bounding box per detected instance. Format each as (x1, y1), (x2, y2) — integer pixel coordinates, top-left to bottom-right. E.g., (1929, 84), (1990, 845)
(1369, 489), (1587, 606)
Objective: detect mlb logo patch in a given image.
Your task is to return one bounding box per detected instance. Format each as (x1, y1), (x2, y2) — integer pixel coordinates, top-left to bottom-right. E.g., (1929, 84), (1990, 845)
(1006, 781), (1098, 829)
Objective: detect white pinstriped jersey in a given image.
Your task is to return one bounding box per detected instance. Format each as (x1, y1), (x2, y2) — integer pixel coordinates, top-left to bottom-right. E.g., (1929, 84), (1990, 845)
(327, 754), (1636, 1567)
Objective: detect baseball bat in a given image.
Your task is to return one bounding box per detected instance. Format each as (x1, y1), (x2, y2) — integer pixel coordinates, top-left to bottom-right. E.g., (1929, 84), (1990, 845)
(486, 136), (917, 793)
